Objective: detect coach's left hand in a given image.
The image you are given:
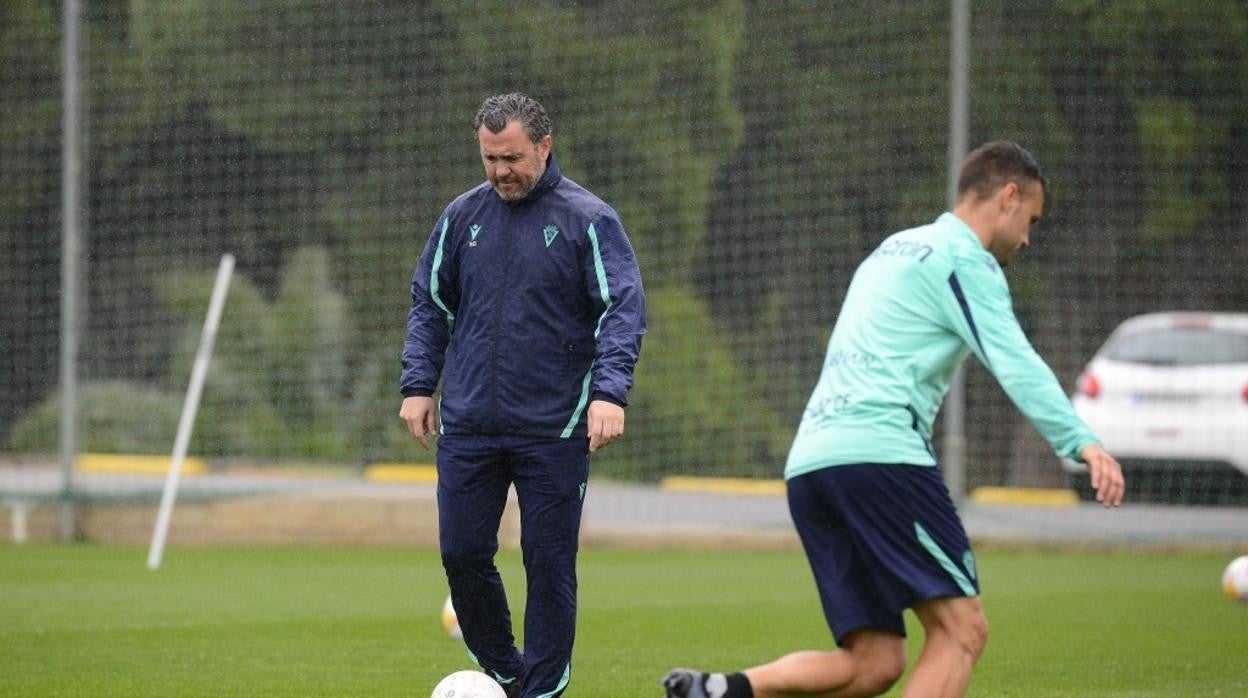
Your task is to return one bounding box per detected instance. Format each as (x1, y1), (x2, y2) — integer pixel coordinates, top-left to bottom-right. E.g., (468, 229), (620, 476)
(587, 400), (625, 453)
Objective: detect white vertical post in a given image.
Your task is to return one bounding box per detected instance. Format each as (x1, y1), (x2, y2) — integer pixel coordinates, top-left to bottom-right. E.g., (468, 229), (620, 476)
(147, 254), (235, 570)
(944, 0), (971, 503)
(12, 503), (30, 544)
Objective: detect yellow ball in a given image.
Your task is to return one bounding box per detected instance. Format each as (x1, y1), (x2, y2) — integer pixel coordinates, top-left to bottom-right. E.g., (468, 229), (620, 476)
(441, 594), (463, 640)
(1222, 556), (1248, 603)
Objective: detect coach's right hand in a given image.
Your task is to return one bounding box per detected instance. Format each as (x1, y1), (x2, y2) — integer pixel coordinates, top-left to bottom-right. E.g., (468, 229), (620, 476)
(400, 396), (438, 450)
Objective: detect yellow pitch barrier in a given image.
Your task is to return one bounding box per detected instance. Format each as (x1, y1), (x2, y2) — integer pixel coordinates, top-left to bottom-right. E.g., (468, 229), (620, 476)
(364, 463), (438, 483)
(659, 476), (786, 496)
(75, 453), (208, 476)
(969, 486), (1078, 507)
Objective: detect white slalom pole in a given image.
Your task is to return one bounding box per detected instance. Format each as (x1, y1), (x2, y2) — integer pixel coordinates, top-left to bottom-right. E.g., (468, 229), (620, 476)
(148, 254), (235, 570)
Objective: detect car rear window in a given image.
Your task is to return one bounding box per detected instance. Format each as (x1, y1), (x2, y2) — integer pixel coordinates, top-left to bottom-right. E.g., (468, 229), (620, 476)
(1106, 328), (1248, 365)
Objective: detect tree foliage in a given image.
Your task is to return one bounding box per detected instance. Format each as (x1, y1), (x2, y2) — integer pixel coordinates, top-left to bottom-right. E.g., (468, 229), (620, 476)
(4, 1), (1247, 480)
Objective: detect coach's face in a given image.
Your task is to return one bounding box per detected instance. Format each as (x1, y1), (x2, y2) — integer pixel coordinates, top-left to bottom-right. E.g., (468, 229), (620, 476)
(989, 180), (1044, 266)
(478, 121), (551, 202)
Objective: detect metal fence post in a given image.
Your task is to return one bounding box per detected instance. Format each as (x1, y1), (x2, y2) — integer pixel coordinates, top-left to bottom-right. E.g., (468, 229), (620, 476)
(943, 0), (970, 503)
(59, 0), (85, 541)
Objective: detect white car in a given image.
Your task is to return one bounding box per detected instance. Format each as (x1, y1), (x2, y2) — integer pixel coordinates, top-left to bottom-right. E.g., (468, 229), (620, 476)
(1061, 312), (1248, 504)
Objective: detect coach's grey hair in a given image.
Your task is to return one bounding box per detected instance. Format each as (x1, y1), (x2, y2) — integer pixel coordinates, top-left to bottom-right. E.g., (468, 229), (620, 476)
(473, 93), (551, 143)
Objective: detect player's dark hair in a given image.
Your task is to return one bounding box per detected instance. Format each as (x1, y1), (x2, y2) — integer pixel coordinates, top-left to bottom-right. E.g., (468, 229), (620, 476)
(473, 93), (551, 144)
(956, 141), (1048, 202)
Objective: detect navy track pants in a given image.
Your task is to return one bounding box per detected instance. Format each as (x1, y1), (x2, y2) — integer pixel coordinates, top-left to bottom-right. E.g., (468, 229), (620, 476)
(436, 434), (589, 698)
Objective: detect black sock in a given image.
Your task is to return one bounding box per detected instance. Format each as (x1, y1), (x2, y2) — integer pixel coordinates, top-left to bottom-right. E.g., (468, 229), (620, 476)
(701, 672), (753, 698)
(723, 672), (753, 698)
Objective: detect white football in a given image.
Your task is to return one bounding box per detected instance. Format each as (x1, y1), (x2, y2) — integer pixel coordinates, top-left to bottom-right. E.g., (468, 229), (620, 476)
(1223, 555), (1248, 603)
(441, 594), (463, 640)
(431, 670), (506, 698)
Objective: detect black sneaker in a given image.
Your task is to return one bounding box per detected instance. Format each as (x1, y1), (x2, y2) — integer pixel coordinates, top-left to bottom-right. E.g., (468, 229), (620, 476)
(661, 668), (707, 698)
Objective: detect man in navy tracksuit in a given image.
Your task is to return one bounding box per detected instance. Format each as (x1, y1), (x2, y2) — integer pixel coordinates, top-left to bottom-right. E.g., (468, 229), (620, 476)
(400, 93), (645, 698)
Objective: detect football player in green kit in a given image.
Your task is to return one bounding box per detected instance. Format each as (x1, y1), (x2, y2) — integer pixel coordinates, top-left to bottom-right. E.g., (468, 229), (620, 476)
(663, 141), (1125, 698)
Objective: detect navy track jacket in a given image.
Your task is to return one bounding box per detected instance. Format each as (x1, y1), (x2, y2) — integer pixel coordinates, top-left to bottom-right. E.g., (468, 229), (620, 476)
(401, 156), (646, 439)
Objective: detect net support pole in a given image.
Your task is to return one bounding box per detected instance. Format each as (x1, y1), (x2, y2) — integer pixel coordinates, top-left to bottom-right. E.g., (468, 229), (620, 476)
(58, 0), (84, 542)
(943, 0), (970, 503)
(147, 254), (235, 571)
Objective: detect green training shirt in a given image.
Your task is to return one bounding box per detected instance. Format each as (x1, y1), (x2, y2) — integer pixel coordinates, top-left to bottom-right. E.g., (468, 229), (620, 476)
(785, 212), (1098, 480)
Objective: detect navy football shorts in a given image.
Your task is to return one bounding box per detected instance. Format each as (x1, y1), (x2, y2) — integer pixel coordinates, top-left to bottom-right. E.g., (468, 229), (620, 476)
(786, 462), (980, 644)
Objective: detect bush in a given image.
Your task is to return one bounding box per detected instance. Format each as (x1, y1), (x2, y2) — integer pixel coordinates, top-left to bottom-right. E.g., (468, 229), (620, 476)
(8, 380), (184, 454)
(158, 246), (354, 460)
(592, 286), (792, 480)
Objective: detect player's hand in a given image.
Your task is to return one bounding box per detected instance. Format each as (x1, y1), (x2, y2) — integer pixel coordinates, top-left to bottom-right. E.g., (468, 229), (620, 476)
(1080, 444), (1125, 508)
(587, 400), (625, 453)
(399, 396), (438, 450)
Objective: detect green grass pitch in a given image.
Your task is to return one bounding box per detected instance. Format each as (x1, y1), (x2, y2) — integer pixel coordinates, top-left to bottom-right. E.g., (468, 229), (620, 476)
(1, 544), (1245, 696)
